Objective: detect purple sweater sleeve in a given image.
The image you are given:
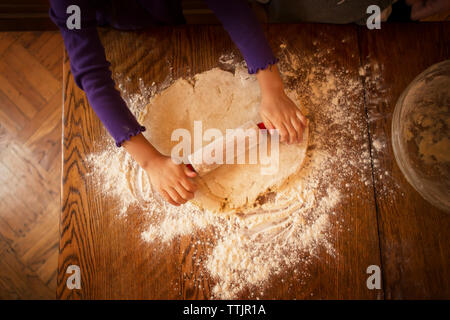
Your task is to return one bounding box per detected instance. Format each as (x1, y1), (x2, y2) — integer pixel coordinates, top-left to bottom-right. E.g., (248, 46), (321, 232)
(50, 0), (275, 147)
(205, 0), (278, 74)
(50, 0), (145, 147)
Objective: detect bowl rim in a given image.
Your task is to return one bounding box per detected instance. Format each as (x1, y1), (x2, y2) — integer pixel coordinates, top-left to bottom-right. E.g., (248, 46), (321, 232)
(391, 59), (450, 213)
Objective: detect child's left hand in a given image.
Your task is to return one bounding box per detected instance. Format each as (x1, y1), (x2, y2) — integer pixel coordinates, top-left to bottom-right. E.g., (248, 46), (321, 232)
(260, 90), (307, 144)
(256, 64), (307, 144)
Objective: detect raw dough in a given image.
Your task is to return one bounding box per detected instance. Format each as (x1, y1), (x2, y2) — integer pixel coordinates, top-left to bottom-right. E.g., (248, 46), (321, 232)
(141, 67), (308, 213)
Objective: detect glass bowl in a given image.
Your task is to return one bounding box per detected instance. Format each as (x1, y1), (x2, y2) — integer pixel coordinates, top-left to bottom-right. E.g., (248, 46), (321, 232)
(392, 60), (450, 212)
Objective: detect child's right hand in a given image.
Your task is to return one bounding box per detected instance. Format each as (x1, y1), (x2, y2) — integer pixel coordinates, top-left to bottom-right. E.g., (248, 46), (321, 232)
(145, 155), (197, 206)
(122, 133), (197, 206)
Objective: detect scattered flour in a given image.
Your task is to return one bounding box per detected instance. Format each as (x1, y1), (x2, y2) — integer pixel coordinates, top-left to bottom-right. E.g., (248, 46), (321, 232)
(87, 42), (375, 299)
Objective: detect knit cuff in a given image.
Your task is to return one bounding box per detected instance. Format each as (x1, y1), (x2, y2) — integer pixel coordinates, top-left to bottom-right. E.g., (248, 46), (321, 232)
(116, 126), (146, 147)
(247, 57), (279, 74)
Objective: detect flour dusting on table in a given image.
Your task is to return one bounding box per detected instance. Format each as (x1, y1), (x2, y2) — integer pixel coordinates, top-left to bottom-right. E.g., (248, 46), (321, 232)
(87, 43), (375, 299)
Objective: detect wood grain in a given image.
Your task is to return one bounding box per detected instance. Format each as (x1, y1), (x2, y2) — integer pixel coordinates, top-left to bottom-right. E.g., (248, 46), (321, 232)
(262, 23), (381, 299)
(59, 24), (383, 299)
(359, 22), (450, 299)
(59, 23), (449, 300)
(0, 31), (62, 299)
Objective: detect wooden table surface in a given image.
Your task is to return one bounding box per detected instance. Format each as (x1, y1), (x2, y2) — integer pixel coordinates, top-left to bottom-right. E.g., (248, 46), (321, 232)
(59, 23), (450, 299)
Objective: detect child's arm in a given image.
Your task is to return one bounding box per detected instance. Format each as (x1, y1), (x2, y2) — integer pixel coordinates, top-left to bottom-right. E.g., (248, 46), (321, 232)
(257, 65), (307, 144)
(206, 0), (306, 143)
(122, 134), (197, 206)
(50, 0), (144, 146)
(50, 0), (195, 205)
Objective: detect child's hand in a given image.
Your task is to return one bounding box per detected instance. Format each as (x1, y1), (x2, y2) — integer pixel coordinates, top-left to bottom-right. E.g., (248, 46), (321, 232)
(122, 133), (197, 206)
(260, 90), (307, 144)
(407, 0), (450, 20)
(145, 155), (197, 206)
(256, 64), (307, 144)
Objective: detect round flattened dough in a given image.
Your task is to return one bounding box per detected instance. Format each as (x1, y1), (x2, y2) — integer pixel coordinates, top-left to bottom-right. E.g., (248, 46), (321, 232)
(141, 68), (308, 213)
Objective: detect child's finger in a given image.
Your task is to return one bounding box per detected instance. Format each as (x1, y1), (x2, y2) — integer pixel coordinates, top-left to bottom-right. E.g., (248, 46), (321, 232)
(175, 183), (194, 201)
(290, 117), (303, 143)
(284, 120), (298, 144)
(184, 165), (197, 178)
(262, 117), (275, 131)
(160, 190), (179, 206)
(296, 111), (307, 127)
(410, 0), (450, 20)
(168, 187), (186, 205)
(180, 177), (197, 193)
(274, 122), (289, 143)
(267, 118), (288, 142)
